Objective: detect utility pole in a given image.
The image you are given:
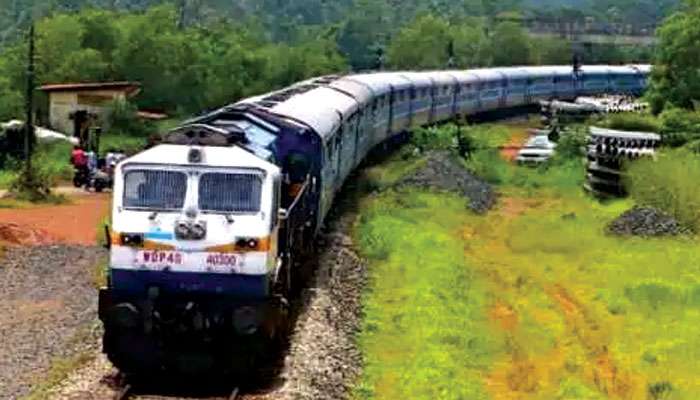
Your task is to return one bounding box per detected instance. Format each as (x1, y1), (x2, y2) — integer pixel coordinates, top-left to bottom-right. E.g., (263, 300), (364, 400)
(447, 39), (455, 68)
(177, 0), (187, 30)
(24, 22), (35, 168)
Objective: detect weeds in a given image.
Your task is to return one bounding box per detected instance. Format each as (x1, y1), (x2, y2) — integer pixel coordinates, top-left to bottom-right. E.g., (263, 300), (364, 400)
(600, 112), (661, 132)
(353, 126), (700, 398)
(625, 149), (700, 232)
(354, 191), (493, 400)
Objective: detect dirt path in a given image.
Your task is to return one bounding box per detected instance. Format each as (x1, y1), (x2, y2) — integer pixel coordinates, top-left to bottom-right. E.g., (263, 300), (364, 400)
(470, 196), (643, 399)
(499, 126), (532, 162)
(0, 186), (87, 199)
(0, 194), (110, 246)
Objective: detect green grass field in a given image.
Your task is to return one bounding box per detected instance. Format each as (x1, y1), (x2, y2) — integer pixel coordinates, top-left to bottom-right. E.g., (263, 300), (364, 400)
(354, 125), (700, 399)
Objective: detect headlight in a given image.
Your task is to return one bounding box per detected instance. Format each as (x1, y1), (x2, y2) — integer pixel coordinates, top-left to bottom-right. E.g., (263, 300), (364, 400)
(236, 237), (261, 250)
(120, 233), (144, 247)
(191, 222), (207, 240)
(175, 222), (191, 240)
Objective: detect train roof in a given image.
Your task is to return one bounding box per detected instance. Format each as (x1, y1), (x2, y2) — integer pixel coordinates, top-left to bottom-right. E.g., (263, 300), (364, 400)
(269, 87), (359, 141)
(348, 73), (412, 94)
(123, 143), (279, 173)
(429, 71), (460, 85)
(328, 78), (374, 105)
(399, 72), (433, 88)
(580, 65), (614, 75)
(447, 70), (481, 85)
(468, 68), (507, 81)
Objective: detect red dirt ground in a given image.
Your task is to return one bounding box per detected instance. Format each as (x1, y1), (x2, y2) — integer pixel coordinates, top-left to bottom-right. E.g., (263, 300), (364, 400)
(500, 125), (532, 162)
(0, 194), (110, 246)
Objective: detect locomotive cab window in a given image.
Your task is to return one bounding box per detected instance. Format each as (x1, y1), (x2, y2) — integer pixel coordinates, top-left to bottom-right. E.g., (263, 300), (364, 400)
(123, 169), (187, 211)
(199, 172), (263, 214)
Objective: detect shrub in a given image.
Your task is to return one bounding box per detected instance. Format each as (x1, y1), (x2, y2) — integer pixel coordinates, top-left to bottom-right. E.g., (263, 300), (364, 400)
(602, 112), (661, 133)
(657, 108), (700, 147)
(9, 163), (55, 203)
(552, 127), (587, 162)
(412, 124), (458, 151)
(108, 99), (154, 137)
(659, 108), (700, 134)
(625, 149), (700, 232)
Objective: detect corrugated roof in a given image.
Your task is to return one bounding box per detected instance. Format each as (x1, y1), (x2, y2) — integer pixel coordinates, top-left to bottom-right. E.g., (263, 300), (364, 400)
(39, 81), (141, 96)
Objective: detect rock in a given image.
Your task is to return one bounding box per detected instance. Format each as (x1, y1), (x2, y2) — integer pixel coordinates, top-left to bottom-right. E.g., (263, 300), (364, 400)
(0, 223), (54, 246)
(397, 151), (496, 213)
(607, 206), (687, 237)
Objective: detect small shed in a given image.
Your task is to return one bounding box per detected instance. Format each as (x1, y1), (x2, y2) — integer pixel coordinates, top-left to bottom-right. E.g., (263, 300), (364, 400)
(39, 81), (141, 134)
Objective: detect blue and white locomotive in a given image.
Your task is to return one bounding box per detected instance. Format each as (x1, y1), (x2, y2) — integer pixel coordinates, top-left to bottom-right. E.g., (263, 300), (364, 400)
(99, 64), (649, 375)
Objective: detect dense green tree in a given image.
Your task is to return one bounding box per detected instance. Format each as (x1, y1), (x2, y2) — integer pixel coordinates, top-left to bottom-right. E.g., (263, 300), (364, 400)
(337, 0), (392, 70)
(488, 21), (532, 66)
(648, 0), (700, 112)
(531, 37), (572, 65)
(387, 14), (454, 69)
(451, 20), (490, 67)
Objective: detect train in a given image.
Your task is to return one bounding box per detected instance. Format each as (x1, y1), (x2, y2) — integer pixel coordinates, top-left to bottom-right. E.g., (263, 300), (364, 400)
(98, 64), (650, 376)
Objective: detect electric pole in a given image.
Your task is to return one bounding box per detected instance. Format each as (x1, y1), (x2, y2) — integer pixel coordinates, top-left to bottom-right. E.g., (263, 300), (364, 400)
(24, 22), (35, 168)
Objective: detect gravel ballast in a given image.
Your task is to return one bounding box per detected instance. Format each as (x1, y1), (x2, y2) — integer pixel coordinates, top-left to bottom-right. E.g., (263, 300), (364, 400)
(277, 229), (367, 400)
(607, 206), (687, 237)
(398, 150), (496, 213)
(0, 245), (106, 400)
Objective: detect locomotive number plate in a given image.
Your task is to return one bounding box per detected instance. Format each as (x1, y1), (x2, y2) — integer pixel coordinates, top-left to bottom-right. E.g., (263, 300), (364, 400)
(206, 253), (238, 267)
(138, 250), (184, 266)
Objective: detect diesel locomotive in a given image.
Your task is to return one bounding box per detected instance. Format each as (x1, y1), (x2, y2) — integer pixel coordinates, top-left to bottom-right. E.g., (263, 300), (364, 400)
(98, 65), (649, 375)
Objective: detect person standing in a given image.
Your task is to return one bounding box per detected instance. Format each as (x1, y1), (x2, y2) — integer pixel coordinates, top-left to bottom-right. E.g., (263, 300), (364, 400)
(70, 145), (89, 187)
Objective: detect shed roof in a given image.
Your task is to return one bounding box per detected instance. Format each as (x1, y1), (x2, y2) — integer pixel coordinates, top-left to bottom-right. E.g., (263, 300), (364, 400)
(39, 81), (141, 96)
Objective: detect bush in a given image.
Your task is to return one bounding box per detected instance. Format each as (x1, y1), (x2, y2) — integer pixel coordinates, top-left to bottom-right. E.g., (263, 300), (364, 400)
(9, 163), (55, 203)
(108, 100), (154, 137)
(602, 113), (661, 133)
(552, 127), (587, 162)
(657, 108), (700, 147)
(625, 149), (700, 232)
(659, 108), (700, 134)
(412, 124), (458, 151)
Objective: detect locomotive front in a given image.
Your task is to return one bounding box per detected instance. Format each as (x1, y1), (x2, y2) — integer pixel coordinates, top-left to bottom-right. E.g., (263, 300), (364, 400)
(98, 143), (285, 375)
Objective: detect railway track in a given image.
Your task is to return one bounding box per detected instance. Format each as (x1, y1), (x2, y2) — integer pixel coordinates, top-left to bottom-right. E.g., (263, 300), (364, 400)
(113, 384), (240, 400)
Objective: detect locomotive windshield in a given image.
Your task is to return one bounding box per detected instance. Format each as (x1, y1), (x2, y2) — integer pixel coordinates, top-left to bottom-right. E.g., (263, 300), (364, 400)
(123, 170), (188, 210)
(198, 172), (263, 213)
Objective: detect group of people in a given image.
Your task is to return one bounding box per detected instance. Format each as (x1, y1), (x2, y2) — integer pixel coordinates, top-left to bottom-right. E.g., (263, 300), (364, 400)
(70, 145), (126, 190)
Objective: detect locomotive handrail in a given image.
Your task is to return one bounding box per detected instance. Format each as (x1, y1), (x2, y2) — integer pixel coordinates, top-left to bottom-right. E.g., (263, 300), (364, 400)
(286, 176), (311, 216)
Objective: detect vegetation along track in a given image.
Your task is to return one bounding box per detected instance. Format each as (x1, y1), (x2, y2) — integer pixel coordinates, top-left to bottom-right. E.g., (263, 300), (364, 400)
(353, 123), (700, 399)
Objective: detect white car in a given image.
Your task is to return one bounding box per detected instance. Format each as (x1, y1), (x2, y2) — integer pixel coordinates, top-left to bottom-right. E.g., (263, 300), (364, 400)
(516, 135), (557, 165)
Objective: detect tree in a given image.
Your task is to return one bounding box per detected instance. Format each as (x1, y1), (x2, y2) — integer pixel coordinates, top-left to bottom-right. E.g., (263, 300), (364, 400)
(648, 0), (700, 112)
(337, 0), (391, 70)
(451, 19), (489, 67)
(531, 37), (572, 65)
(387, 14), (453, 69)
(488, 21), (532, 66)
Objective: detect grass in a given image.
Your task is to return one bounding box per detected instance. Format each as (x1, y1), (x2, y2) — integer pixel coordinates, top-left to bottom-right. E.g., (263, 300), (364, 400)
(0, 170), (16, 189)
(353, 123), (700, 399)
(626, 149), (700, 232)
(354, 191), (494, 400)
